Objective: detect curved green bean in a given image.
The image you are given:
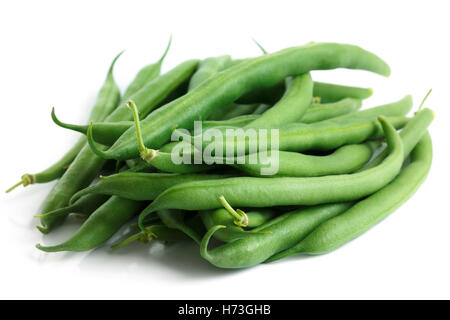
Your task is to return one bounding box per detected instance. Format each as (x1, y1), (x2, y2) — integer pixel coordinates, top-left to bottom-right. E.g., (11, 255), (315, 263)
(88, 42), (390, 161)
(138, 117), (403, 228)
(268, 132), (432, 260)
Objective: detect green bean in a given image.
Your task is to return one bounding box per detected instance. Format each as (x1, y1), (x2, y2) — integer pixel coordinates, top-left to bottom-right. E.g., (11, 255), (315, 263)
(6, 52), (123, 193)
(38, 53), (124, 233)
(268, 132), (432, 260)
(157, 210), (202, 244)
(138, 117), (403, 228)
(38, 59), (199, 233)
(58, 97), (361, 146)
(87, 42), (390, 161)
(300, 98), (362, 123)
(238, 81), (372, 105)
(313, 81), (373, 103)
(325, 94), (412, 123)
(188, 56), (231, 91)
(231, 141), (378, 177)
(200, 207), (277, 242)
(201, 203), (353, 268)
(35, 194), (109, 220)
(37, 196), (147, 252)
(363, 108), (434, 170)
(69, 172), (232, 204)
(182, 116), (408, 157)
(246, 73), (313, 128)
(121, 36), (172, 101)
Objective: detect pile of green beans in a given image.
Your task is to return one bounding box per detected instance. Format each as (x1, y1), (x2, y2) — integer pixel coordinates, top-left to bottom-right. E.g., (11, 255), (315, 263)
(8, 40), (433, 269)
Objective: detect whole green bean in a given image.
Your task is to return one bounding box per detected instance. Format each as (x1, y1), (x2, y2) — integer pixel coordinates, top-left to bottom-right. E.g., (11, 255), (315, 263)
(138, 117), (403, 228)
(245, 73), (313, 128)
(87, 42), (390, 161)
(37, 196), (147, 252)
(231, 141), (377, 177)
(69, 172), (232, 204)
(201, 203), (353, 268)
(268, 132), (432, 260)
(7, 52), (123, 193)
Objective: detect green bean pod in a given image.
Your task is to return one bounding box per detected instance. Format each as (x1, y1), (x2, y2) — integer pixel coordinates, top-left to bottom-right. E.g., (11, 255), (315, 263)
(313, 81), (373, 103)
(70, 172), (232, 204)
(157, 210), (203, 244)
(38, 60), (199, 233)
(88, 42), (390, 161)
(121, 36), (172, 101)
(38, 53), (124, 233)
(245, 73), (313, 128)
(301, 98), (362, 123)
(188, 56), (231, 91)
(231, 141), (377, 177)
(37, 197), (147, 252)
(326, 95), (412, 123)
(201, 203), (353, 268)
(58, 97), (362, 146)
(36, 194), (110, 220)
(185, 116), (408, 157)
(200, 208), (278, 242)
(7, 52), (123, 193)
(238, 81), (372, 105)
(138, 117), (403, 227)
(268, 132), (432, 260)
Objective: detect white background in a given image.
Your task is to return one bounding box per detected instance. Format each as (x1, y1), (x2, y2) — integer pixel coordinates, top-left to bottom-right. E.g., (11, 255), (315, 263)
(0, 0), (449, 300)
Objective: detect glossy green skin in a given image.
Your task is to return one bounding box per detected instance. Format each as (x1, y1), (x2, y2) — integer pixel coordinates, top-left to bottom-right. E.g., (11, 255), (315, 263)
(70, 172), (231, 204)
(39, 60), (199, 232)
(269, 133), (432, 259)
(193, 116), (408, 156)
(188, 56), (231, 91)
(105, 59), (199, 121)
(138, 118), (403, 224)
(149, 142), (212, 173)
(39, 193), (110, 220)
(301, 98), (362, 123)
(326, 95), (412, 123)
(39, 55), (123, 233)
(266, 109), (434, 261)
(246, 73), (313, 128)
(188, 55), (238, 121)
(37, 197), (147, 252)
(200, 208), (277, 242)
(201, 203), (353, 268)
(121, 37), (171, 101)
(15, 53), (123, 191)
(313, 81), (373, 103)
(59, 95), (361, 148)
(220, 104), (259, 120)
(233, 142), (377, 177)
(238, 81), (372, 105)
(363, 108), (434, 170)
(92, 42), (390, 160)
(157, 210), (202, 244)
